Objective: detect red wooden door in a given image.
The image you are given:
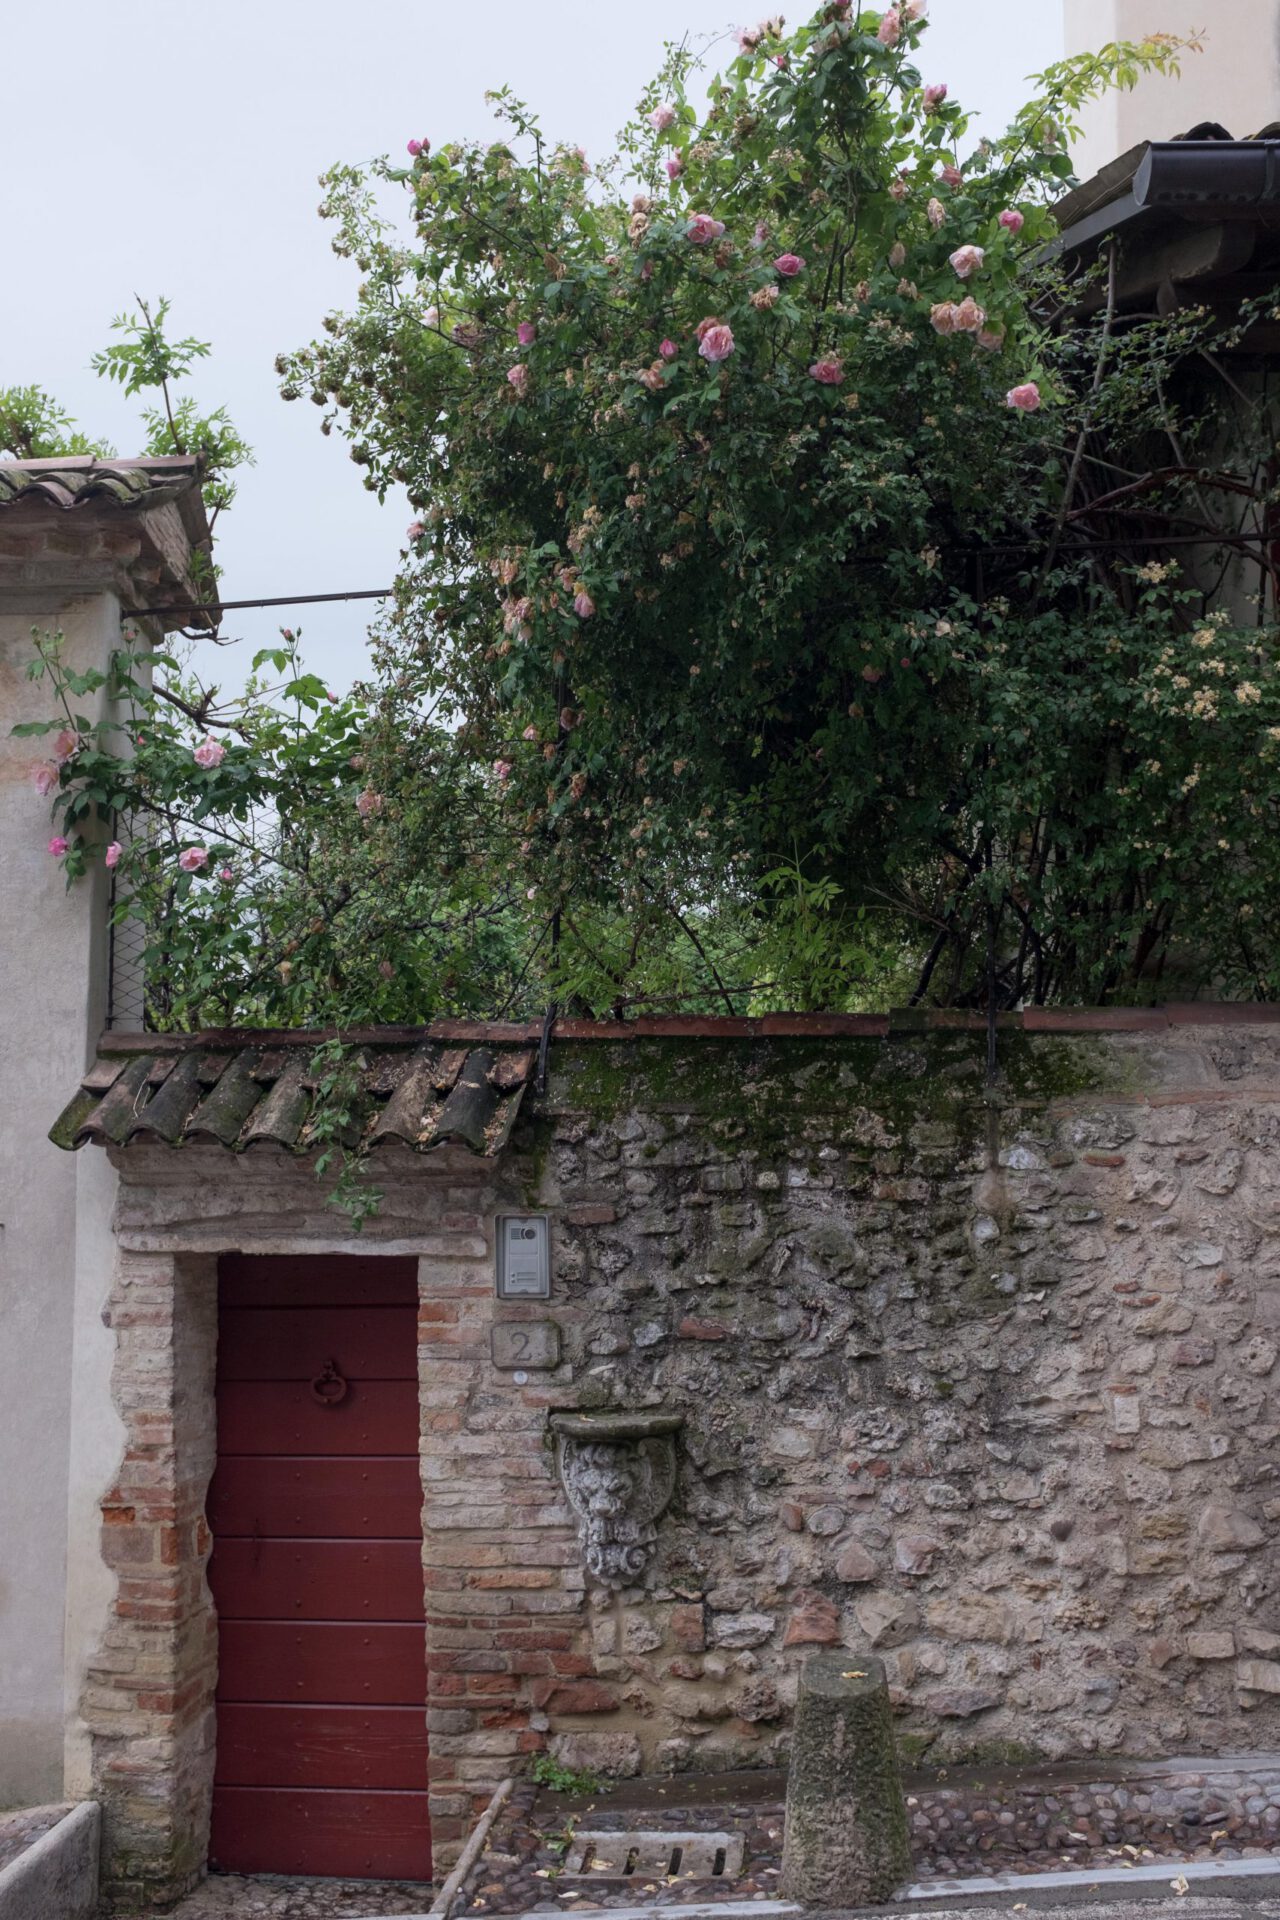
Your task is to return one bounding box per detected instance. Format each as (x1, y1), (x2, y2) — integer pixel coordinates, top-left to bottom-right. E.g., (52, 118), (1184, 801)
(208, 1255), (430, 1881)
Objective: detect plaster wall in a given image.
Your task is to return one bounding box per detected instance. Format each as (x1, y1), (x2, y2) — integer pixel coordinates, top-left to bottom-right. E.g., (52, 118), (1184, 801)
(1064, 0), (1280, 179)
(0, 598), (118, 1803)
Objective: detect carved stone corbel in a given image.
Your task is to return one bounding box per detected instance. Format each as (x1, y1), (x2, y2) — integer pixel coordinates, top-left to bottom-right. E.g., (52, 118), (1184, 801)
(549, 1410), (683, 1589)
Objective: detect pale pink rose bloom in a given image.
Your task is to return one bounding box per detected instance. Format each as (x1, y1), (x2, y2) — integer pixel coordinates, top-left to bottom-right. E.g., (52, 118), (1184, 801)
(355, 788), (384, 817)
(406, 519), (425, 541)
(666, 156), (684, 179)
(698, 323), (736, 364)
(686, 212), (726, 244)
(574, 590), (596, 618)
(53, 728), (78, 763)
(939, 164), (963, 187)
(923, 82), (948, 111)
(659, 338), (679, 361)
(493, 758), (513, 781)
(977, 326), (1006, 351)
(507, 364), (529, 397)
(105, 841), (122, 869)
(31, 762), (59, 797)
(218, 865), (234, 882)
(889, 176), (908, 202)
(906, 0), (927, 15)
(1006, 381), (1042, 412)
(926, 197), (945, 229)
(999, 208), (1025, 234)
(889, 241), (906, 269)
(178, 847), (208, 872)
(774, 252), (805, 277)
(424, 305), (440, 327)
(48, 835), (68, 857)
(649, 103), (677, 131)
(638, 367), (665, 391)
(378, 959), (396, 980)
(517, 321), (537, 345)
(522, 725), (540, 740)
(877, 7), (901, 45)
(735, 25), (762, 50)
(809, 356), (844, 385)
(752, 221), (770, 249)
(929, 302), (957, 335)
(949, 244), (985, 279)
(951, 296), (986, 333)
(193, 737), (226, 769)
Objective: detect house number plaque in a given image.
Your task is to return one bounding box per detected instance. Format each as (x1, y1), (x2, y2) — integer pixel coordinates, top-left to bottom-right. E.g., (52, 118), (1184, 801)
(491, 1321), (561, 1371)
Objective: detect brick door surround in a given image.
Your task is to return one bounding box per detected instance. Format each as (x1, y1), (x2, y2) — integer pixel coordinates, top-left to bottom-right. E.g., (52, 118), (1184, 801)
(81, 1145), (574, 1911)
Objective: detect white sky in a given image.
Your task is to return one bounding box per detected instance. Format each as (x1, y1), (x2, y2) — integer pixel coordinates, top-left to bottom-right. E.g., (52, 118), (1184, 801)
(5, 0), (1064, 690)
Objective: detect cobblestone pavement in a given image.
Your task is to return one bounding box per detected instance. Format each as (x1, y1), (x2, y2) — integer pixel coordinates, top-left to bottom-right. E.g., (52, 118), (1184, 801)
(458, 1779), (1280, 1915)
(148, 1872), (436, 1917)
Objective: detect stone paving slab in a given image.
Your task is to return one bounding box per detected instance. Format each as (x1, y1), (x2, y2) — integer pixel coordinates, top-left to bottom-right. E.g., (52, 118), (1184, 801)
(147, 1871), (437, 1917)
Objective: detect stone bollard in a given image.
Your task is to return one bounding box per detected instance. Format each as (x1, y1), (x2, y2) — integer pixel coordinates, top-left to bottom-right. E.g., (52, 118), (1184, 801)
(781, 1651), (912, 1907)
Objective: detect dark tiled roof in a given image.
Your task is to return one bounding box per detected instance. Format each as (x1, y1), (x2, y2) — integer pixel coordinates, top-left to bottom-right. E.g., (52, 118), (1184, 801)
(0, 455), (204, 514)
(52, 1036), (535, 1159)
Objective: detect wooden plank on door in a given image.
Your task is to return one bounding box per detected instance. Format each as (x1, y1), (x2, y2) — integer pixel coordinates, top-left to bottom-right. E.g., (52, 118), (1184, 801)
(216, 1704), (429, 1789)
(208, 1457), (423, 1539)
(210, 1786), (432, 1880)
(217, 1622), (426, 1705)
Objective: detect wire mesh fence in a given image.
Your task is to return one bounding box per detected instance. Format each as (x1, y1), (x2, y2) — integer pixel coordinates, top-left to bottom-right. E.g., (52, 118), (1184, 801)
(105, 888), (151, 1031)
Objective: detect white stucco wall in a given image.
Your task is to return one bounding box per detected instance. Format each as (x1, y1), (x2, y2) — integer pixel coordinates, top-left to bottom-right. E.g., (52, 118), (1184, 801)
(0, 595), (120, 1804)
(1065, 0), (1280, 179)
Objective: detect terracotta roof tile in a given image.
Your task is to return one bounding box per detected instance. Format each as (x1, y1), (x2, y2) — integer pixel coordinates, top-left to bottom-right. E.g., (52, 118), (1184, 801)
(51, 1035), (534, 1159)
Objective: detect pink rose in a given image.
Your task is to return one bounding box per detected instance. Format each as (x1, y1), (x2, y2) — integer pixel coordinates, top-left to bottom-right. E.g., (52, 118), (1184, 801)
(48, 835), (68, 857)
(977, 326), (1006, 351)
(949, 244), (985, 279)
(929, 302), (956, 335)
(407, 138), (428, 157)
(218, 865), (234, 882)
(493, 758), (513, 781)
(665, 156), (684, 179)
(105, 841), (122, 869)
(356, 788), (384, 817)
(698, 323), (736, 364)
(659, 338), (679, 361)
(379, 960), (395, 981)
(193, 737), (226, 770)
(773, 252), (805, 277)
(407, 519), (425, 541)
(178, 847), (208, 873)
(424, 305), (440, 327)
(507, 363), (529, 397)
(999, 208), (1025, 234)
(517, 321), (537, 346)
(53, 728), (78, 763)
(31, 762), (59, 797)
(939, 165), (963, 187)
(889, 241), (906, 269)
(889, 176), (908, 203)
(923, 82), (948, 111)
(906, 0), (927, 15)
(686, 212), (726, 244)
(877, 7), (901, 45)
(649, 103), (677, 131)
(809, 356), (844, 385)
(573, 590), (596, 618)
(752, 221), (770, 249)
(951, 295), (986, 334)
(735, 24), (762, 50)
(926, 197), (945, 229)
(522, 725), (540, 740)
(1006, 381), (1041, 412)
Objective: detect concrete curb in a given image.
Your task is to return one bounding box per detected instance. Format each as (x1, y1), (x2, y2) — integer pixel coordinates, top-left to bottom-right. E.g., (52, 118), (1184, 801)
(0, 1801), (99, 1920)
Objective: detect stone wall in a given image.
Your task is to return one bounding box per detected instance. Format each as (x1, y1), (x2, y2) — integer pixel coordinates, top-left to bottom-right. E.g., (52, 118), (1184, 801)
(90, 1016), (1280, 1897)
(528, 1022), (1280, 1778)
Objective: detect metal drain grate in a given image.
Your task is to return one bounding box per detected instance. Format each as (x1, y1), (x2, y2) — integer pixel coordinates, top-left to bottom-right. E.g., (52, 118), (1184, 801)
(564, 1830), (745, 1884)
